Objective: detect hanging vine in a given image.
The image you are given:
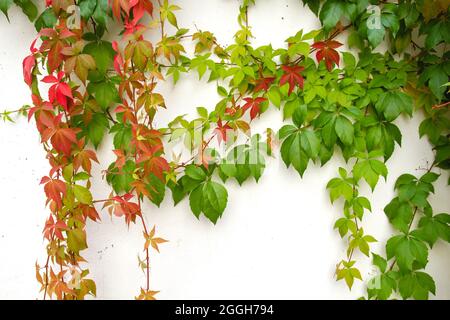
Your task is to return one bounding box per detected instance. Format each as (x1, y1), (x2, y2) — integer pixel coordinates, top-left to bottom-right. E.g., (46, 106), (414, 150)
(0, 0), (448, 300)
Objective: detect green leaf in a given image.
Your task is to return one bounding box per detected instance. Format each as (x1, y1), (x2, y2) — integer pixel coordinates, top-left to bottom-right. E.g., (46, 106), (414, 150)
(87, 79), (120, 109)
(381, 12), (399, 36)
(111, 123), (132, 152)
(189, 181), (228, 224)
(74, 172), (90, 181)
(375, 91), (413, 121)
(300, 130), (320, 158)
(189, 185), (203, 218)
(319, 0), (344, 30)
(84, 41), (115, 74)
(372, 253), (387, 273)
(73, 185), (93, 205)
(106, 160), (135, 193)
(384, 198), (413, 233)
(0, 0), (13, 20)
(366, 125), (382, 151)
(414, 213), (450, 247)
(14, 0), (37, 21)
(83, 113), (109, 148)
(34, 8), (57, 31)
(399, 272), (436, 300)
(292, 104), (307, 127)
(279, 127), (321, 176)
(278, 124), (297, 139)
(342, 52), (356, 72)
(327, 178), (353, 203)
(146, 174), (166, 207)
(302, 0), (320, 15)
(367, 273), (396, 300)
(217, 86), (228, 97)
(79, 0), (97, 20)
(92, 0), (109, 27)
(427, 66), (447, 100)
(386, 235), (428, 271)
(367, 25), (385, 48)
(335, 116), (354, 146)
(283, 98), (300, 120)
(267, 86), (281, 108)
(67, 228), (88, 254)
(185, 165), (206, 181)
(353, 159), (387, 191)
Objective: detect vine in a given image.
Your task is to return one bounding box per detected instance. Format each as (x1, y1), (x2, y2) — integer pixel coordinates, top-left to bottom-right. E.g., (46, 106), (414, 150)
(1, 0), (448, 299)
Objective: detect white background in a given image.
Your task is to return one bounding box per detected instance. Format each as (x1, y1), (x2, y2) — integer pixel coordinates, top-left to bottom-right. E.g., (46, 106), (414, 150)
(0, 0), (449, 300)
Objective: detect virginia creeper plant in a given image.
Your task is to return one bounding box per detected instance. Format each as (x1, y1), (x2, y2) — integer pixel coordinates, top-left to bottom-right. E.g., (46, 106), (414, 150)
(1, 0), (449, 300)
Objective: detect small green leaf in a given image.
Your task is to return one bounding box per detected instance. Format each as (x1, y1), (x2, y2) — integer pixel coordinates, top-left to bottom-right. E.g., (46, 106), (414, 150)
(335, 116), (354, 146)
(73, 185), (93, 205)
(185, 165), (206, 181)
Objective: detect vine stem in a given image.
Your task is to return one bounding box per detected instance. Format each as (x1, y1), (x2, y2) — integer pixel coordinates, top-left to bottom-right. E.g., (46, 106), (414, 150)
(432, 100), (450, 110)
(174, 127), (219, 169)
(157, 0), (165, 38)
(130, 59), (152, 292)
(42, 236), (53, 300)
(1, 106), (30, 114)
(346, 158), (360, 263)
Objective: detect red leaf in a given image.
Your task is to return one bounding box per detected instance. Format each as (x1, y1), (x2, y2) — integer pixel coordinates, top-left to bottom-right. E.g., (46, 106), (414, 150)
(23, 55), (36, 86)
(280, 65), (305, 96)
(51, 127), (78, 156)
(145, 156), (169, 181)
(81, 204), (101, 222)
(214, 118), (232, 144)
(44, 72), (73, 111)
(111, 194), (140, 226)
(28, 95), (53, 121)
(242, 97), (267, 120)
(43, 215), (68, 240)
(254, 76), (275, 92)
(74, 150), (99, 173)
(41, 177), (66, 209)
(312, 40), (342, 71)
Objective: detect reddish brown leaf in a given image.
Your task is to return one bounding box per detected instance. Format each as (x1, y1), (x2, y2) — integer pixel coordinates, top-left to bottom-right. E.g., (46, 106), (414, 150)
(312, 40), (342, 71)
(280, 65), (305, 96)
(254, 76), (275, 92)
(242, 97), (267, 120)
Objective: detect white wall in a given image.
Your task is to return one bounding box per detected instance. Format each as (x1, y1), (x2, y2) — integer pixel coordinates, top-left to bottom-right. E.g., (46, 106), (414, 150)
(0, 0), (448, 300)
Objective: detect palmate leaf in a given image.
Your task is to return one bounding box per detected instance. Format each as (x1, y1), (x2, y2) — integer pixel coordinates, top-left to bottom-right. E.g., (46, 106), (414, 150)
(279, 126), (320, 177)
(189, 180), (228, 224)
(386, 235), (429, 272)
(106, 160), (136, 193)
(375, 91), (413, 121)
(398, 271), (436, 300)
(413, 213), (450, 247)
(353, 157), (387, 191)
(319, 0), (345, 31)
(145, 173), (166, 207)
(84, 40), (115, 74)
(367, 272), (397, 300)
(87, 79), (120, 109)
(219, 137), (266, 185)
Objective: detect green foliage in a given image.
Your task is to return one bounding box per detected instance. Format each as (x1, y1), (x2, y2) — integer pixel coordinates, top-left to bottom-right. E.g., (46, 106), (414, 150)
(189, 180), (228, 224)
(6, 0), (449, 300)
(367, 171), (449, 300)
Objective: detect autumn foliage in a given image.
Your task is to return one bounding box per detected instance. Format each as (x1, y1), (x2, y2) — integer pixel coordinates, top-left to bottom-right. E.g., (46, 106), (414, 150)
(0, 0), (448, 300)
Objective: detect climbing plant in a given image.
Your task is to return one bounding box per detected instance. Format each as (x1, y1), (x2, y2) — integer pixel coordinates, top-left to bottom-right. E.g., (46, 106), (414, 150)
(0, 0), (449, 300)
